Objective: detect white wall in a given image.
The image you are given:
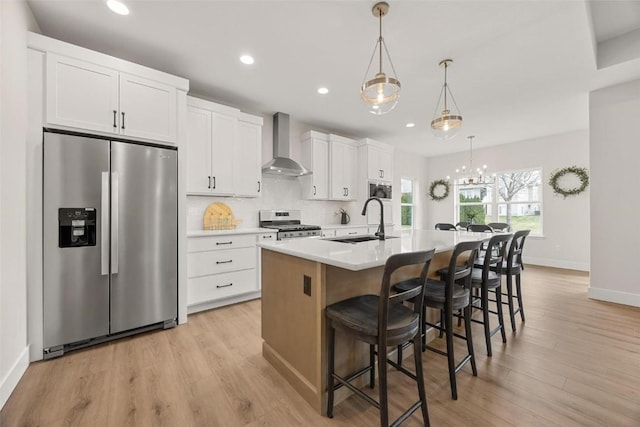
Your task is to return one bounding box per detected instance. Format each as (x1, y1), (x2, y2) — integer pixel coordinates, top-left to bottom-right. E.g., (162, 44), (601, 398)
(589, 80), (640, 307)
(424, 130), (590, 271)
(0, 0), (39, 409)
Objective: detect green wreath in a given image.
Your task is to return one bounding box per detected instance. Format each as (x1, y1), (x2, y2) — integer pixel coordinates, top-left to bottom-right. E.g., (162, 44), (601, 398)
(429, 179), (450, 201)
(549, 166), (589, 198)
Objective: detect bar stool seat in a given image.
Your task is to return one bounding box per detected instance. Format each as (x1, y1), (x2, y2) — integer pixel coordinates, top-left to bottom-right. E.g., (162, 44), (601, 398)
(327, 295), (419, 344)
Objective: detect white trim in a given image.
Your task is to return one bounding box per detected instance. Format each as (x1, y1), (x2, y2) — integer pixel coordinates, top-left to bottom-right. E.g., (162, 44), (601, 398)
(588, 287), (640, 308)
(525, 256), (590, 272)
(0, 346), (30, 410)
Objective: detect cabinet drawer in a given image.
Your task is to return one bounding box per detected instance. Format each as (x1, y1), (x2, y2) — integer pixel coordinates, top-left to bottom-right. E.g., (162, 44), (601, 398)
(257, 233), (277, 242)
(335, 227), (369, 237)
(187, 247), (256, 277)
(188, 269), (257, 305)
(188, 234), (255, 252)
(320, 229), (336, 238)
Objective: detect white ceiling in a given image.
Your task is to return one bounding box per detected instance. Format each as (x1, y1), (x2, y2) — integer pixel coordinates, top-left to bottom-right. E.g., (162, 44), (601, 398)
(26, 0), (640, 157)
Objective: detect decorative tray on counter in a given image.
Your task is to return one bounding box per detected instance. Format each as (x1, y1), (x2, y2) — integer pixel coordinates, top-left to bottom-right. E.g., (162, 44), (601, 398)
(203, 202), (242, 230)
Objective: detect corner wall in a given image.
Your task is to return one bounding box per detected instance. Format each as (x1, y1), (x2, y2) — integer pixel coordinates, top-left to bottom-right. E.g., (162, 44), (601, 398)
(589, 80), (640, 306)
(424, 130), (590, 271)
(0, 0), (40, 409)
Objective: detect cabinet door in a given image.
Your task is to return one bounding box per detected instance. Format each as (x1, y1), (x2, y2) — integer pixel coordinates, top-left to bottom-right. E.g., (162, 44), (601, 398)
(367, 146), (383, 180)
(210, 111), (237, 195)
(119, 72), (177, 144)
(186, 106), (213, 194)
(46, 53), (119, 134)
(235, 120), (262, 197)
(301, 137), (329, 200)
(378, 149), (394, 181)
(330, 141), (346, 200)
(343, 143), (358, 200)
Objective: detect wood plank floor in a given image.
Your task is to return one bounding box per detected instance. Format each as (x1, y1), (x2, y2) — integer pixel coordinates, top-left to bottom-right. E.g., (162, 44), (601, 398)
(3, 266), (640, 426)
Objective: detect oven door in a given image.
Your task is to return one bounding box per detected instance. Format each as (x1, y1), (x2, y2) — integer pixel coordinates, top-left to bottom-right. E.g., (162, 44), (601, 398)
(369, 182), (392, 200)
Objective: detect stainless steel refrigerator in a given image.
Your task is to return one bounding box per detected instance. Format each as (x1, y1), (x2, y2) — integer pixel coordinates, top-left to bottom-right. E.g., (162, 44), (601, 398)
(43, 130), (178, 358)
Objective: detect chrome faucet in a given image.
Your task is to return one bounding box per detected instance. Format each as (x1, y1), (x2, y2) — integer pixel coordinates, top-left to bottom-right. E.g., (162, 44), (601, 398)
(361, 197), (385, 240)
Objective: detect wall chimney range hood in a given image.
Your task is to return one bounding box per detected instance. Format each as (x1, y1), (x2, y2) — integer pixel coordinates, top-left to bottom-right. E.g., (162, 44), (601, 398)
(262, 112), (311, 177)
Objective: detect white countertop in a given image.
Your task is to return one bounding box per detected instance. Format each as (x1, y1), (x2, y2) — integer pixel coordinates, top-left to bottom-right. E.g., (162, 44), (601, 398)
(187, 227), (275, 237)
(257, 229), (490, 271)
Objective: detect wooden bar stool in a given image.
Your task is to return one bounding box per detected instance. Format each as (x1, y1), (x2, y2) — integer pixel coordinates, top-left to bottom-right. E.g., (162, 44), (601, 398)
(326, 249), (435, 427)
(395, 240), (483, 400)
(501, 230), (530, 331)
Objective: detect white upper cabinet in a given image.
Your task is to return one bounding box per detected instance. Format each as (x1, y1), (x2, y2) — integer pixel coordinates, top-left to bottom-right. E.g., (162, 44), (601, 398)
(209, 111), (237, 195)
(119, 72), (177, 143)
(46, 53), (178, 144)
(300, 131), (329, 200)
(364, 141), (394, 182)
(186, 106), (213, 194)
(46, 54), (119, 135)
(329, 134), (358, 201)
(235, 114), (263, 197)
(186, 96), (262, 197)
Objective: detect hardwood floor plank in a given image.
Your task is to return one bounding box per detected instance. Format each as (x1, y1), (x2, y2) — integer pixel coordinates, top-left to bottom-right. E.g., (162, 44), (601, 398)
(3, 266), (640, 426)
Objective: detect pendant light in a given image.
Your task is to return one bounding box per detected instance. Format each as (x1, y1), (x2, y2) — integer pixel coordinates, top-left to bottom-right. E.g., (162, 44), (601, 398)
(431, 59), (463, 140)
(361, 2), (401, 115)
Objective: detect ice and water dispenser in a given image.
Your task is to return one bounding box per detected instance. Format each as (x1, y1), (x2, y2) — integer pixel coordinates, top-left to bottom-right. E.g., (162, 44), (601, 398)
(58, 208), (96, 247)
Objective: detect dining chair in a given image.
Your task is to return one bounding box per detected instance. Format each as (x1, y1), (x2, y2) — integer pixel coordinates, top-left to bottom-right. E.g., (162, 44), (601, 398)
(455, 221), (470, 229)
(487, 222), (510, 232)
(467, 224), (493, 233)
(435, 223), (457, 231)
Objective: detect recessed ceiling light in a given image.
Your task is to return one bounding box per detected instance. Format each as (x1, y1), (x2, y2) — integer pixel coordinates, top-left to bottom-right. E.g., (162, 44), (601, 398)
(317, 87), (329, 95)
(240, 55), (255, 65)
(106, 0), (129, 15)
(405, 123), (415, 128)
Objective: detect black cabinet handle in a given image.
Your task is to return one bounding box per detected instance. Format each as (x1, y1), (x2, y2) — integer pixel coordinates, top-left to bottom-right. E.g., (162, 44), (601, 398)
(216, 283), (233, 289)
(216, 260), (233, 264)
(257, 181), (261, 192)
(216, 241), (233, 245)
(113, 110), (117, 128)
(121, 112), (125, 129)
(313, 185), (316, 196)
(381, 170), (384, 178)
(379, 169), (383, 178)
(345, 187), (349, 197)
(348, 232), (357, 235)
(262, 235), (273, 239)
(208, 176), (211, 189)
(212, 176), (216, 189)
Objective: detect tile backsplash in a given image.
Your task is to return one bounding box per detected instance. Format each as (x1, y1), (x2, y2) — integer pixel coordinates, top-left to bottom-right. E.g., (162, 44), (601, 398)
(187, 175), (362, 230)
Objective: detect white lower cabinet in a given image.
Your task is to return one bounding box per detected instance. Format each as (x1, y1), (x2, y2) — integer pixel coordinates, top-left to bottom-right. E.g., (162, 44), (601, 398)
(187, 233), (269, 314)
(320, 229), (336, 238)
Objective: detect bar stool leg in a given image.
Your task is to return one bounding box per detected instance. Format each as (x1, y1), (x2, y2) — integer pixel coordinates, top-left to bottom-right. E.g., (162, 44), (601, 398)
(481, 287), (492, 357)
(370, 344), (376, 388)
(463, 303), (477, 376)
(506, 273), (517, 332)
(327, 324), (335, 418)
(413, 334), (430, 426)
(444, 305), (457, 400)
(496, 286), (507, 343)
(516, 273), (525, 322)
(377, 343), (389, 427)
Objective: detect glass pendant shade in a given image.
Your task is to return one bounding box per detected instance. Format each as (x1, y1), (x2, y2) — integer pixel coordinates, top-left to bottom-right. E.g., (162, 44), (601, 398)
(431, 59), (463, 140)
(361, 2), (401, 115)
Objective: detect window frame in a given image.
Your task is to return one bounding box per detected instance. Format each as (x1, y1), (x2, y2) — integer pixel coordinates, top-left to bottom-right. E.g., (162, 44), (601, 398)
(400, 177), (416, 229)
(455, 167), (543, 235)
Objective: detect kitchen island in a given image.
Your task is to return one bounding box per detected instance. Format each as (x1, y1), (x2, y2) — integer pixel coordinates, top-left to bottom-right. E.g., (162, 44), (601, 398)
(257, 229), (488, 415)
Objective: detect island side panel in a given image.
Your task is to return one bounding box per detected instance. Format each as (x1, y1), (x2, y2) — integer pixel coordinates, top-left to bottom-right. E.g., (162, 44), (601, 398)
(261, 249), (324, 412)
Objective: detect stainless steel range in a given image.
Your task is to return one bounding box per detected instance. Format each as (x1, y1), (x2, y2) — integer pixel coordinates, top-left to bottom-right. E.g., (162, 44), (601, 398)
(259, 209), (321, 240)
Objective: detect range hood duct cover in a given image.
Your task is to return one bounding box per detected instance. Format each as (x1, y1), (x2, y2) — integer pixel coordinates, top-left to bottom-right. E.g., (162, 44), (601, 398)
(262, 112), (311, 177)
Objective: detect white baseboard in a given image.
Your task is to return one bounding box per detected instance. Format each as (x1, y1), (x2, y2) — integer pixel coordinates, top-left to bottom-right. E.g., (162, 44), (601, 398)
(0, 345), (30, 410)
(588, 287), (640, 308)
(525, 256), (590, 272)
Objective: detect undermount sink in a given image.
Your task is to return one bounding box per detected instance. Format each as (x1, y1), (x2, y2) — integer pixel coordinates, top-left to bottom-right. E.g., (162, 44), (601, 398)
(325, 235), (398, 244)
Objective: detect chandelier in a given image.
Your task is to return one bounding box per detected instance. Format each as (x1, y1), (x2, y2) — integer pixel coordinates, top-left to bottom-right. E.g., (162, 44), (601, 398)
(431, 59), (463, 140)
(361, 2), (401, 115)
(448, 136), (495, 186)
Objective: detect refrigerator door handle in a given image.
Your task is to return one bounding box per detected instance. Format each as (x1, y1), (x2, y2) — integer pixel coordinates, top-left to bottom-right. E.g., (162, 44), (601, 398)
(111, 172), (119, 274)
(101, 172), (109, 275)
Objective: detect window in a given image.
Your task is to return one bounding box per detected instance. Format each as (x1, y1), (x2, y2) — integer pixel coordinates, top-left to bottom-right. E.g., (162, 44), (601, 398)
(401, 178), (415, 228)
(457, 168), (542, 234)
